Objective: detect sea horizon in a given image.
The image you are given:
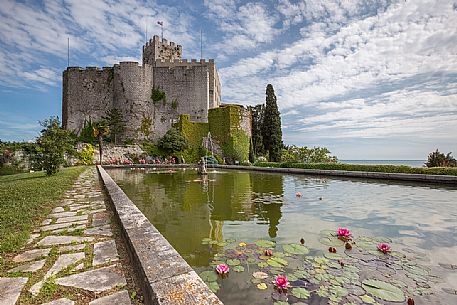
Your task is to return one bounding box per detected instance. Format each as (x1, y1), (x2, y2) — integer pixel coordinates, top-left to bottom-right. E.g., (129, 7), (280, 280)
(340, 160), (426, 167)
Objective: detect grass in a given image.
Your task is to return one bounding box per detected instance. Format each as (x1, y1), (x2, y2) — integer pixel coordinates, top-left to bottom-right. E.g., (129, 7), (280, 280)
(254, 162), (457, 176)
(0, 166), (86, 254)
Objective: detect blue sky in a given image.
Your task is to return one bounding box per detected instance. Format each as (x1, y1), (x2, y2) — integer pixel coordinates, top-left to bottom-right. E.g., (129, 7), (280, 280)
(0, 0), (456, 159)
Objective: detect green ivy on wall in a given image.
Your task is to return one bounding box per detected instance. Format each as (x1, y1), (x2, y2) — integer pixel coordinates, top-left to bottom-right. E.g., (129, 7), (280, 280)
(174, 106), (251, 164)
(151, 86), (166, 103)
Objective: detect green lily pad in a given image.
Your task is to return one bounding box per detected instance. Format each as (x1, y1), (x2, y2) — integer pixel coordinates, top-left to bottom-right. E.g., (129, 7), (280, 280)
(227, 259), (241, 266)
(360, 294), (376, 303)
(283, 243), (310, 255)
(267, 256), (288, 267)
(319, 236), (345, 247)
(247, 257), (257, 264)
(217, 242), (228, 247)
(273, 302), (289, 305)
(255, 240), (275, 248)
(292, 287), (310, 299)
(207, 281), (220, 293)
(286, 273), (298, 281)
(331, 286), (348, 297)
(258, 262), (268, 268)
(324, 252), (342, 260)
(293, 270), (308, 278)
(199, 270), (217, 282)
(362, 279), (405, 302)
(232, 265), (245, 272)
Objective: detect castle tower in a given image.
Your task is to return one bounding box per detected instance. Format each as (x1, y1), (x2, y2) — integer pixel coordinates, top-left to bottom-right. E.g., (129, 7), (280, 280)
(143, 35), (182, 65)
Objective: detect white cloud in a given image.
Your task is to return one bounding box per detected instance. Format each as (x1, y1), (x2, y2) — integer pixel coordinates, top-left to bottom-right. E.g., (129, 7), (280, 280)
(204, 1), (282, 56)
(22, 68), (59, 86)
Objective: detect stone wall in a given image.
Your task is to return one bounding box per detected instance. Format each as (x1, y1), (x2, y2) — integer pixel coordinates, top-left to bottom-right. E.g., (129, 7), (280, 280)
(62, 67), (114, 133)
(154, 65), (209, 122)
(63, 36), (222, 144)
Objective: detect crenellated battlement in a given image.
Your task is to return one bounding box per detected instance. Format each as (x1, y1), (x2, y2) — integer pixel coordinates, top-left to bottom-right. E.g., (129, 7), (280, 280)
(63, 34), (222, 142)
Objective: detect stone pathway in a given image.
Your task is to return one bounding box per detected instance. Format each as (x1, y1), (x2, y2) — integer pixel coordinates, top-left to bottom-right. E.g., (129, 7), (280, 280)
(0, 168), (133, 305)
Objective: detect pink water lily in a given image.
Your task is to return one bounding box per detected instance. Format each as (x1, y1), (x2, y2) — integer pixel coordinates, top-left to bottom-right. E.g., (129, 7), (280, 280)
(336, 228), (352, 239)
(377, 243), (391, 254)
(274, 276), (290, 291)
(264, 249), (273, 256)
(215, 264), (229, 274)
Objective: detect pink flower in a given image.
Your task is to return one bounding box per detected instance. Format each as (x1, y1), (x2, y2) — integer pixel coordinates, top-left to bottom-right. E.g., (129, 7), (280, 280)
(377, 243), (391, 254)
(336, 228), (352, 239)
(274, 276), (289, 290)
(295, 192), (302, 197)
(215, 264), (229, 274)
(264, 249), (273, 256)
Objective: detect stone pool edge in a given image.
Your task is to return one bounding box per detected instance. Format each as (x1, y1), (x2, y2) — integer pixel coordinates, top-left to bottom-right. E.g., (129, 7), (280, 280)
(96, 165), (224, 305)
(214, 165), (457, 184)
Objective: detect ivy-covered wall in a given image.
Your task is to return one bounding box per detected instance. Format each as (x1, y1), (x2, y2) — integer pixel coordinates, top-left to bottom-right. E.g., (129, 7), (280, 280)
(175, 114), (209, 162)
(175, 105), (251, 163)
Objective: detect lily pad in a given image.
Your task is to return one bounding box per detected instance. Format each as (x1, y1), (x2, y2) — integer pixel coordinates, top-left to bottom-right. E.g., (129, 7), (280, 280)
(283, 243), (310, 255)
(258, 262), (268, 268)
(233, 265), (245, 272)
(207, 281), (220, 293)
(227, 259), (241, 266)
(324, 252), (342, 260)
(362, 279), (405, 302)
(253, 271), (269, 279)
(199, 270), (217, 282)
(292, 287), (310, 299)
(273, 302), (289, 305)
(257, 283), (268, 290)
(255, 240), (276, 248)
(319, 236), (345, 247)
(360, 294), (376, 303)
(267, 256), (288, 267)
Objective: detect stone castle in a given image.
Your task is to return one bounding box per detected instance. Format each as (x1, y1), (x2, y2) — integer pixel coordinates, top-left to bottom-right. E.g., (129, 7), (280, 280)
(62, 35), (251, 145)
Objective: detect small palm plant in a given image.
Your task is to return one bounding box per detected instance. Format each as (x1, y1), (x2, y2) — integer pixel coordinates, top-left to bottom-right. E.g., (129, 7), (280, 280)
(93, 120), (110, 164)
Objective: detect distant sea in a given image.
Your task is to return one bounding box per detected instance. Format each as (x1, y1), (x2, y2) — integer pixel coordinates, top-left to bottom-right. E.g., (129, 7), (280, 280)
(340, 160), (426, 167)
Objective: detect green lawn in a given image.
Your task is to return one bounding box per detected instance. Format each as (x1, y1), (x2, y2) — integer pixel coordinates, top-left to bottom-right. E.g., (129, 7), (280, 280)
(0, 166), (86, 255)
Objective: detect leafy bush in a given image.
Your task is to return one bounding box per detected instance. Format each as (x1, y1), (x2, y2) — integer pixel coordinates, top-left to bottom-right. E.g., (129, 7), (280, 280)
(158, 128), (188, 154)
(37, 117), (75, 175)
(79, 143), (95, 165)
(151, 86), (166, 103)
(281, 145), (337, 163)
(79, 119), (96, 143)
(425, 149), (456, 167)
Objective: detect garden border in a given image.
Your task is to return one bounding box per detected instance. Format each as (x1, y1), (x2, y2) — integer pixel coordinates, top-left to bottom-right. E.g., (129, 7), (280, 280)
(96, 165), (223, 305)
(214, 165), (457, 184)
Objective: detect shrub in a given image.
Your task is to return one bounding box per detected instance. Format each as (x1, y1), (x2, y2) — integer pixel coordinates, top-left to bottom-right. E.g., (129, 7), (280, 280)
(425, 149), (456, 167)
(79, 144), (95, 165)
(37, 117), (75, 175)
(151, 86), (166, 103)
(158, 128), (188, 154)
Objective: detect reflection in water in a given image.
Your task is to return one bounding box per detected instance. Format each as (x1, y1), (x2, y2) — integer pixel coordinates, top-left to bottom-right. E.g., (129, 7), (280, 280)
(107, 168), (457, 305)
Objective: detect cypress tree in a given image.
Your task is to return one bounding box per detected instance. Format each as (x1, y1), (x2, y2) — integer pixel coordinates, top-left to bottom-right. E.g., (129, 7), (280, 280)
(262, 84), (282, 162)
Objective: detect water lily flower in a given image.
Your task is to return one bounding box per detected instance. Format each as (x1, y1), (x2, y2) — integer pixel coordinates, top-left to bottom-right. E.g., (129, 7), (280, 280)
(274, 276), (290, 291)
(295, 192), (302, 197)
(264, 249), (273, 256)
(215, 264), (229, 274)
(336, 228), (352, 239)
(239, 242), (246, 247)
(377, 243), (391, 254)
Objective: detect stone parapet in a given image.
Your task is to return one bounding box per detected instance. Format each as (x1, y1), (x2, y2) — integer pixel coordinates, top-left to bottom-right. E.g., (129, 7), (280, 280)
(213, 165), (457, 184)
(97, 166), (223, 305)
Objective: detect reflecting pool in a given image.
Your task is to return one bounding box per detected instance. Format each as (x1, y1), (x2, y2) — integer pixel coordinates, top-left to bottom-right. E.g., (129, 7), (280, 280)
(106, 168), (457, 305)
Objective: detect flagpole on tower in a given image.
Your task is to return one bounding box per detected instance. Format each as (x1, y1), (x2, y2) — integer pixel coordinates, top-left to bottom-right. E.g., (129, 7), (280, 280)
(157, 21), (164, 41)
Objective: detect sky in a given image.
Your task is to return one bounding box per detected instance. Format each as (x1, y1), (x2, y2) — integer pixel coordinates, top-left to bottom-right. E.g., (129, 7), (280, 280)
(0, 0), (456, 159)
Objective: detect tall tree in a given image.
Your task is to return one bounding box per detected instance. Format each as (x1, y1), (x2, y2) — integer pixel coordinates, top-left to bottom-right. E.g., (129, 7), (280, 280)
(93, 120), (110, 165)
(248, 104), (265, 158)
(102, 108), (125, 145)
(262, 84), (282, 162)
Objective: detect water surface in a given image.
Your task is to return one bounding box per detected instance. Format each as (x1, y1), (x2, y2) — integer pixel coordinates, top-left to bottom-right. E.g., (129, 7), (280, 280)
(107, 168), (457, 305)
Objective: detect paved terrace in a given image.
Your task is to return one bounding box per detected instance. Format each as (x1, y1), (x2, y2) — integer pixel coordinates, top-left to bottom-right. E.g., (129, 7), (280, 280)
(0, 168), (139, 305)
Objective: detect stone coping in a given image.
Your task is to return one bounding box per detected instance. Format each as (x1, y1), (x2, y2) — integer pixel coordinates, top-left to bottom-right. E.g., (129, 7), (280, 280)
(96, 165), (223, 305)
(214, 165), (457, 184)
